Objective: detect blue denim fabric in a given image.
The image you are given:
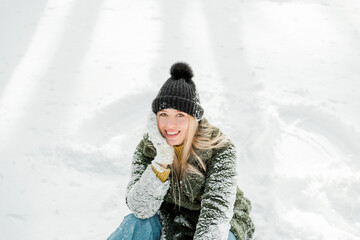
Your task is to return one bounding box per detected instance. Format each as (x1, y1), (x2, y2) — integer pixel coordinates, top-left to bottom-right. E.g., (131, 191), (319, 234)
(228, 230), (237, 240)
(108, 213), (237, 240)
(107, 214), (161, 240)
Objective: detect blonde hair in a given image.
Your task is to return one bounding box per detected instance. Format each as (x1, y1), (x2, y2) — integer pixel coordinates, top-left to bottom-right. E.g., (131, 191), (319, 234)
(170, 116), (228, 204)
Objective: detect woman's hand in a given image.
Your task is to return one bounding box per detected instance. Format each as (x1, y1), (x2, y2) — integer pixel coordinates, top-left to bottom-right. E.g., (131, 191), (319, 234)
(147, 112), (174, 166)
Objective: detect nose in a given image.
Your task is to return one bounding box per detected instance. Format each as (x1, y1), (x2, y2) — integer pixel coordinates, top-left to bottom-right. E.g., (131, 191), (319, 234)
(166, 117), (177, 128)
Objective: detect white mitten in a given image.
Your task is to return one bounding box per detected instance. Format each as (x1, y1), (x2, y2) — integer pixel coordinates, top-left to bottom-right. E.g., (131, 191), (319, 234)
(147, 112), (174, 166)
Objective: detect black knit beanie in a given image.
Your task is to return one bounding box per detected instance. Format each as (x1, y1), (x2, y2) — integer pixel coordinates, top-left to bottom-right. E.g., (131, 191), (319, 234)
(152, 62), (204, 121)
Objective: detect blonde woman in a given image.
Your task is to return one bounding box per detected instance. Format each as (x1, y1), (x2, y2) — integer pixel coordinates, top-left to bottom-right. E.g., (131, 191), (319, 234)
(108, 62), (255, 240)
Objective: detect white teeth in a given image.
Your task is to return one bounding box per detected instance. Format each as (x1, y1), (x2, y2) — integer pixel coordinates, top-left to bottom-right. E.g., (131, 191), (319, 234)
(167, 131), (179, 135)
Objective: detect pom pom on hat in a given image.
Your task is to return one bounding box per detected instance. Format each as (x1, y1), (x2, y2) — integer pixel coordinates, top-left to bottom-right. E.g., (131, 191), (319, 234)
(152, 62), (204, 121)
(170, 62), (194, 80)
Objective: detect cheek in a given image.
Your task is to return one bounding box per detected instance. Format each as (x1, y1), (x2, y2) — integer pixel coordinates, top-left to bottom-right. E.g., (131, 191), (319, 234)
(157, 118), (165, 130)
(179, 119), (190, 132)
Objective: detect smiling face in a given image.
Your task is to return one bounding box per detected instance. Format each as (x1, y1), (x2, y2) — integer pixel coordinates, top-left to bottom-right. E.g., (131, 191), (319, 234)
(157, 109), (190, 146)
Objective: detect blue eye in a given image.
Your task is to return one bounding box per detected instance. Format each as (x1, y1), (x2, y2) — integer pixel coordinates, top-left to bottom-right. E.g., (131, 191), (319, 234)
(159, 113), (167, 117)
(177, 113), (185, 117)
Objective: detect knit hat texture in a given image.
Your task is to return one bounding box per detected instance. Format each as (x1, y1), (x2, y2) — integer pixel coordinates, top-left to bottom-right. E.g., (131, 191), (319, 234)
(152, 62), (204, 121)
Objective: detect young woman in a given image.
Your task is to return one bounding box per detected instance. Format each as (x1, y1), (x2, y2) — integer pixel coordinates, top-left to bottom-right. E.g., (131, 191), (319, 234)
(108, 62), (255, 240)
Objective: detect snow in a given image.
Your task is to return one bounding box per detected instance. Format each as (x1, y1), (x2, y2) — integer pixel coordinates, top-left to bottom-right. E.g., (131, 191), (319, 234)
(1, 0), (360, 239)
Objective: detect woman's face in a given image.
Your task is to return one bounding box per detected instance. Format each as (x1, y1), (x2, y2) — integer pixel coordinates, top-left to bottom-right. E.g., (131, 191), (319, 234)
(157, 109), (190, 146)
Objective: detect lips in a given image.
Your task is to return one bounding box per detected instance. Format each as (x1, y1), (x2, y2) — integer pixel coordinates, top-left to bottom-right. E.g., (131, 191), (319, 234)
(165, 130), (180, 137)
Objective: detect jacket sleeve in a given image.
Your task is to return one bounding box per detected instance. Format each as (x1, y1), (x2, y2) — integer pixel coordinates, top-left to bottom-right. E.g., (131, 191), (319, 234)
(125, 138), (170, 219)
(194, 142), (238, 240)
(232, 188), (255, 240)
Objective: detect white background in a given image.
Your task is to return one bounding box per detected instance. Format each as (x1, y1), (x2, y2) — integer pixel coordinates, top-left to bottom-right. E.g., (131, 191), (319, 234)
(1, 0), (360, 239)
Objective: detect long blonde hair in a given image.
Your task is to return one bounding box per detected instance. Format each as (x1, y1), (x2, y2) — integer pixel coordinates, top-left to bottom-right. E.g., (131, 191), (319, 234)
(170, 116), (228, 204)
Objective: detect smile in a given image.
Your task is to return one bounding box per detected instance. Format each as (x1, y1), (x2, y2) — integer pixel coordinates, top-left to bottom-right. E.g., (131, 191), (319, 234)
(165, 130), (180, 137)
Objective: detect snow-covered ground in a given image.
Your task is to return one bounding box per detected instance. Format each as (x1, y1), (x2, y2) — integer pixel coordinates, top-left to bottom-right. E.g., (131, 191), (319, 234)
(1, 0), (360, 239)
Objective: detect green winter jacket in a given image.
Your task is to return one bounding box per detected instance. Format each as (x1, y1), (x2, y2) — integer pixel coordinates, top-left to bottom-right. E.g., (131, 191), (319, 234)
(126, 119), (255, 240)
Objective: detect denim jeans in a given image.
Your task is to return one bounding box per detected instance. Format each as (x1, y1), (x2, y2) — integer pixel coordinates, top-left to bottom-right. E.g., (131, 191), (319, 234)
(108, 213), (237, 240)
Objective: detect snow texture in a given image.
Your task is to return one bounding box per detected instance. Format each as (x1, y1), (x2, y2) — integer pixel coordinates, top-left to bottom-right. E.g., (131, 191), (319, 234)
(126, 164), (169, 219)
(125, 113), (172, 220)
(194, 146), (238, 240)
(1, 0), (360, 239)
(146, 112), (175, 166)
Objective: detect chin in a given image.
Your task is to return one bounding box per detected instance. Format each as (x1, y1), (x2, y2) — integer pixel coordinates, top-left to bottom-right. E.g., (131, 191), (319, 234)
(166, 139), (181, 146)
(166, 141), (176, 146)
